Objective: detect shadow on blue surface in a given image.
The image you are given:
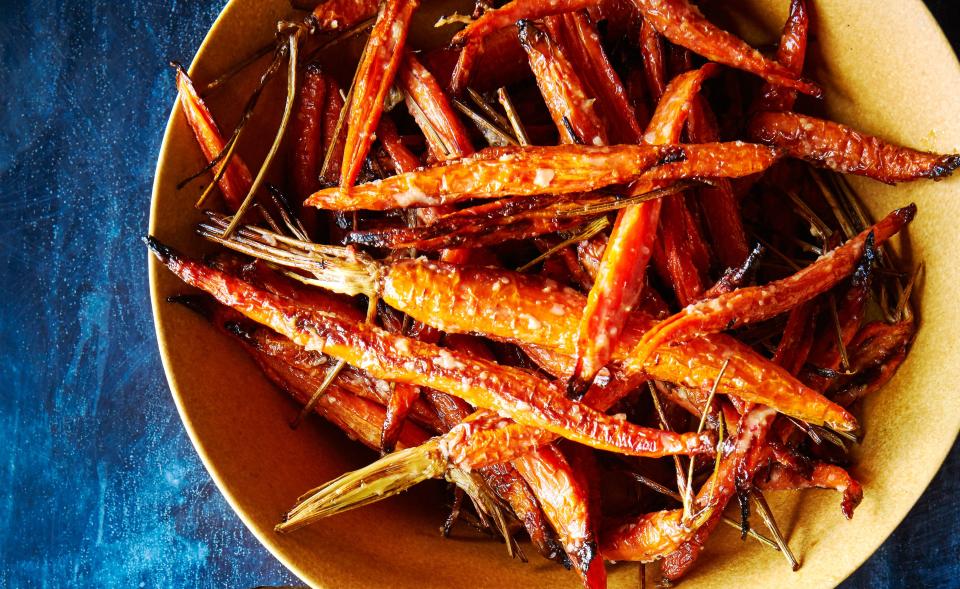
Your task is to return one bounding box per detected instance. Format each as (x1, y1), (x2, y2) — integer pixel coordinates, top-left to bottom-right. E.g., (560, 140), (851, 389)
(0, 1), (955, 587)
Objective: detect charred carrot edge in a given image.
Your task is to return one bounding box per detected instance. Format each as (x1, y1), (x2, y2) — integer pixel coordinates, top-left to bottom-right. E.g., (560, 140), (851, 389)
(175, 66), (253, 211)
(308, 142), (691, 210)
(626, 205), (916, 403)
(399, 52), (474, 161)
(571, 65), (716, 393)
(147, 237), (714, 459)
(760, 462), (863, 519)
(748, 112), (960, 183)
(311, 0), (379, 31)
(339, 0), (419, 188)
(448, 0), (597, 95)
(755, 0), (809, 112)
(514, 446), (607, 587)
(519, 19), (609, 146)
(632, 0), (821, 96)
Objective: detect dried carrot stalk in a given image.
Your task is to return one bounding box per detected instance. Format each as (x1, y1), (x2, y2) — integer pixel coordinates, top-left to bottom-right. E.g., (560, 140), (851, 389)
(398, 53), (474, 161)
(448, 0), (597, 95)
(755, 0), (809, 112)
(175, 66), (253, 211)
(339, 0), (419, 188)
(631, 0), (821, 96)
(627, 205), (916, 390)
(748, 112), (960, 183)
(147, 238), (714, 459)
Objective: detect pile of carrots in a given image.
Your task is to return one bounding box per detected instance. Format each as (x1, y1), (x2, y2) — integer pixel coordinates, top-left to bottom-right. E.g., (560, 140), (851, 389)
(149, 0), (958, 585)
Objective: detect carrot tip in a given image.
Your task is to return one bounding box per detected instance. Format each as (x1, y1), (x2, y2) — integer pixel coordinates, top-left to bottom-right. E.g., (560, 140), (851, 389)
(144, 235), (175, 264)
(930, 154), (960, 179)
(166, 294), (215, 319)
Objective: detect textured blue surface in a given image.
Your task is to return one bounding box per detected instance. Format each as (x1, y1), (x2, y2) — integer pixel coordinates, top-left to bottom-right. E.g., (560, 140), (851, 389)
(0, 1), (956, 587)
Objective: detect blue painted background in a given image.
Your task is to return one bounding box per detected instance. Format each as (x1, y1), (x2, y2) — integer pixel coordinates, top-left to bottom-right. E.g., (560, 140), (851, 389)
(0, 1), (956, 587)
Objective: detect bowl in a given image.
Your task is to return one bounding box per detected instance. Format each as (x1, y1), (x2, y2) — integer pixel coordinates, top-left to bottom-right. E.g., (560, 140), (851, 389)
(148, 1), (960, 587)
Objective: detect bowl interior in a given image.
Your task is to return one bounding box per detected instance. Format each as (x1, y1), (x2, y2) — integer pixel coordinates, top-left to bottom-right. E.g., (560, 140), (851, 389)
(149, 1), (960, 587)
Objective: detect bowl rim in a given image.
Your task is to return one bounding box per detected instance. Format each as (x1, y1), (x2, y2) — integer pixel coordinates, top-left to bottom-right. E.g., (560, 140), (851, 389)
(148, 1), (960, 587)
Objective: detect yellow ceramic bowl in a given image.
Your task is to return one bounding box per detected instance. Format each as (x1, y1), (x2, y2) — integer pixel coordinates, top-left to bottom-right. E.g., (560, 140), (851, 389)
(149, 1), (960, 587)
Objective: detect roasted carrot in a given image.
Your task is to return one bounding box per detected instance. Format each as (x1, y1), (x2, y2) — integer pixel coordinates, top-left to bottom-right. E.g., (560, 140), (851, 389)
(631, 0), (821, 96)
(448, 0), (597, 95)
(755, 0), (809, 113)
(627, 205), (916, 387)
(311, 0), (379, 31)
(175, 65), (253, 211)
(759, 462), (863, 519)
(147, 237), (714, 459)
(290, 65), (327, 238)
(572, 65), (717, 393)
(748, 112), (960, 183)
(309, 142), (689, 209)
(519, 20), (609, 146)
(339, 0), (419, 189)
(514, 445), (607, 588)
(547, 10), (646, 143)
(398, 53), (474, 161)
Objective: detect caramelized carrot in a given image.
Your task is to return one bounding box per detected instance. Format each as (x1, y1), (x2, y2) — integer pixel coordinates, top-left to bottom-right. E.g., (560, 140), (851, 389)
(755, 0), (809, 112)
(687, 97), (750, 268)
(572, 65), (716, 392)
(377, 259), (853, 429)
(760, 462), (863, 519)
(308, 142), (689, 210)
(147, 237), (714, 459)
(549, 11), (645, 143)
(519, 20), (609, 146)
(631, 0), (821, 96)
(448, 0), (597, 95)
(627, 205), (916, 391)
(748, 112), (960, 183)
(398, 53), (474, 161)
(514, 446), (607, 588)
(175, 66), (253, 211)
(339, 0), (419, 188)
(311, 0), (379, 31)
(291, 64), (327, 203)
(320, 76), (347, 184)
